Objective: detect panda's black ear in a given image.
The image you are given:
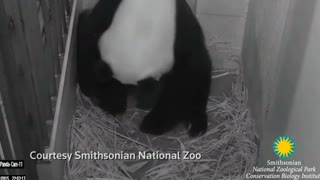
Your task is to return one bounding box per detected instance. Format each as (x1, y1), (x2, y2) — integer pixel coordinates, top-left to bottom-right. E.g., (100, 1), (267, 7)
(93, 60), (113, 84)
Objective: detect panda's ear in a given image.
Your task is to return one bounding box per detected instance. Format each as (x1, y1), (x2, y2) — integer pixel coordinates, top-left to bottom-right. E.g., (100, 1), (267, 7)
(93, 60), (113, 84)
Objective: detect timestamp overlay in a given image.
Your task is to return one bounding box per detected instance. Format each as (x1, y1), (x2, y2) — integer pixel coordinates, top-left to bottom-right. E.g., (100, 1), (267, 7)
(0, 160), (25, 180)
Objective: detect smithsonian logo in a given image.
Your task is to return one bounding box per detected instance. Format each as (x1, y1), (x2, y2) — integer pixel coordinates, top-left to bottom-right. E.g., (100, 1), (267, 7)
(273, 136), (296, 159)
(245, 136), (319, 179)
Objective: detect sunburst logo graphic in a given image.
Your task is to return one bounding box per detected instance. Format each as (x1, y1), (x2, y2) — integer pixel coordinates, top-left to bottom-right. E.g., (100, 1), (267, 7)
(273, 136), (295, 159)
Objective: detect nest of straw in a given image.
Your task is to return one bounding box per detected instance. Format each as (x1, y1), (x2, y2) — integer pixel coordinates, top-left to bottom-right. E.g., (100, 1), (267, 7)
(65, 76), (258, 180)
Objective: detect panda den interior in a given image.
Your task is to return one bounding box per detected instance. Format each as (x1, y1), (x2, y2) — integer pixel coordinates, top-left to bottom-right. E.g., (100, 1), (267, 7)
(67, 0), (320, 179)
(65, 0), (257, 179)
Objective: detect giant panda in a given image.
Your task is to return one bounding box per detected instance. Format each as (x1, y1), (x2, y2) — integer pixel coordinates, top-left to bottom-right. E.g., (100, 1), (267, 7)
(77, 0), (212, 137)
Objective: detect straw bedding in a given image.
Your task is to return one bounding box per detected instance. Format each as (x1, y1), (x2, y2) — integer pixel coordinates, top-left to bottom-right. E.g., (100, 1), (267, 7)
(65, 76), (258, 180)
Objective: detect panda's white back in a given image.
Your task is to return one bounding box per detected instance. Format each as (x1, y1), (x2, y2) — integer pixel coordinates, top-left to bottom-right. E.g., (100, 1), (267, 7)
(98, 0), (176, 85)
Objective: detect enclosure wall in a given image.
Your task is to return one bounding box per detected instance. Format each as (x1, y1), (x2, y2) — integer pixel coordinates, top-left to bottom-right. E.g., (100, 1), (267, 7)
(242, 0), (320, 167)
(196, 0), (248, 70)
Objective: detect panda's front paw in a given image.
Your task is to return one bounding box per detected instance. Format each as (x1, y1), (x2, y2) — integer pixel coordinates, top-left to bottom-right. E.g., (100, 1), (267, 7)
(140, 110), (177, 135)
(97, 79), (128, 116)
(187, 113), (208, 137)
(101, 100), (126, 116)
